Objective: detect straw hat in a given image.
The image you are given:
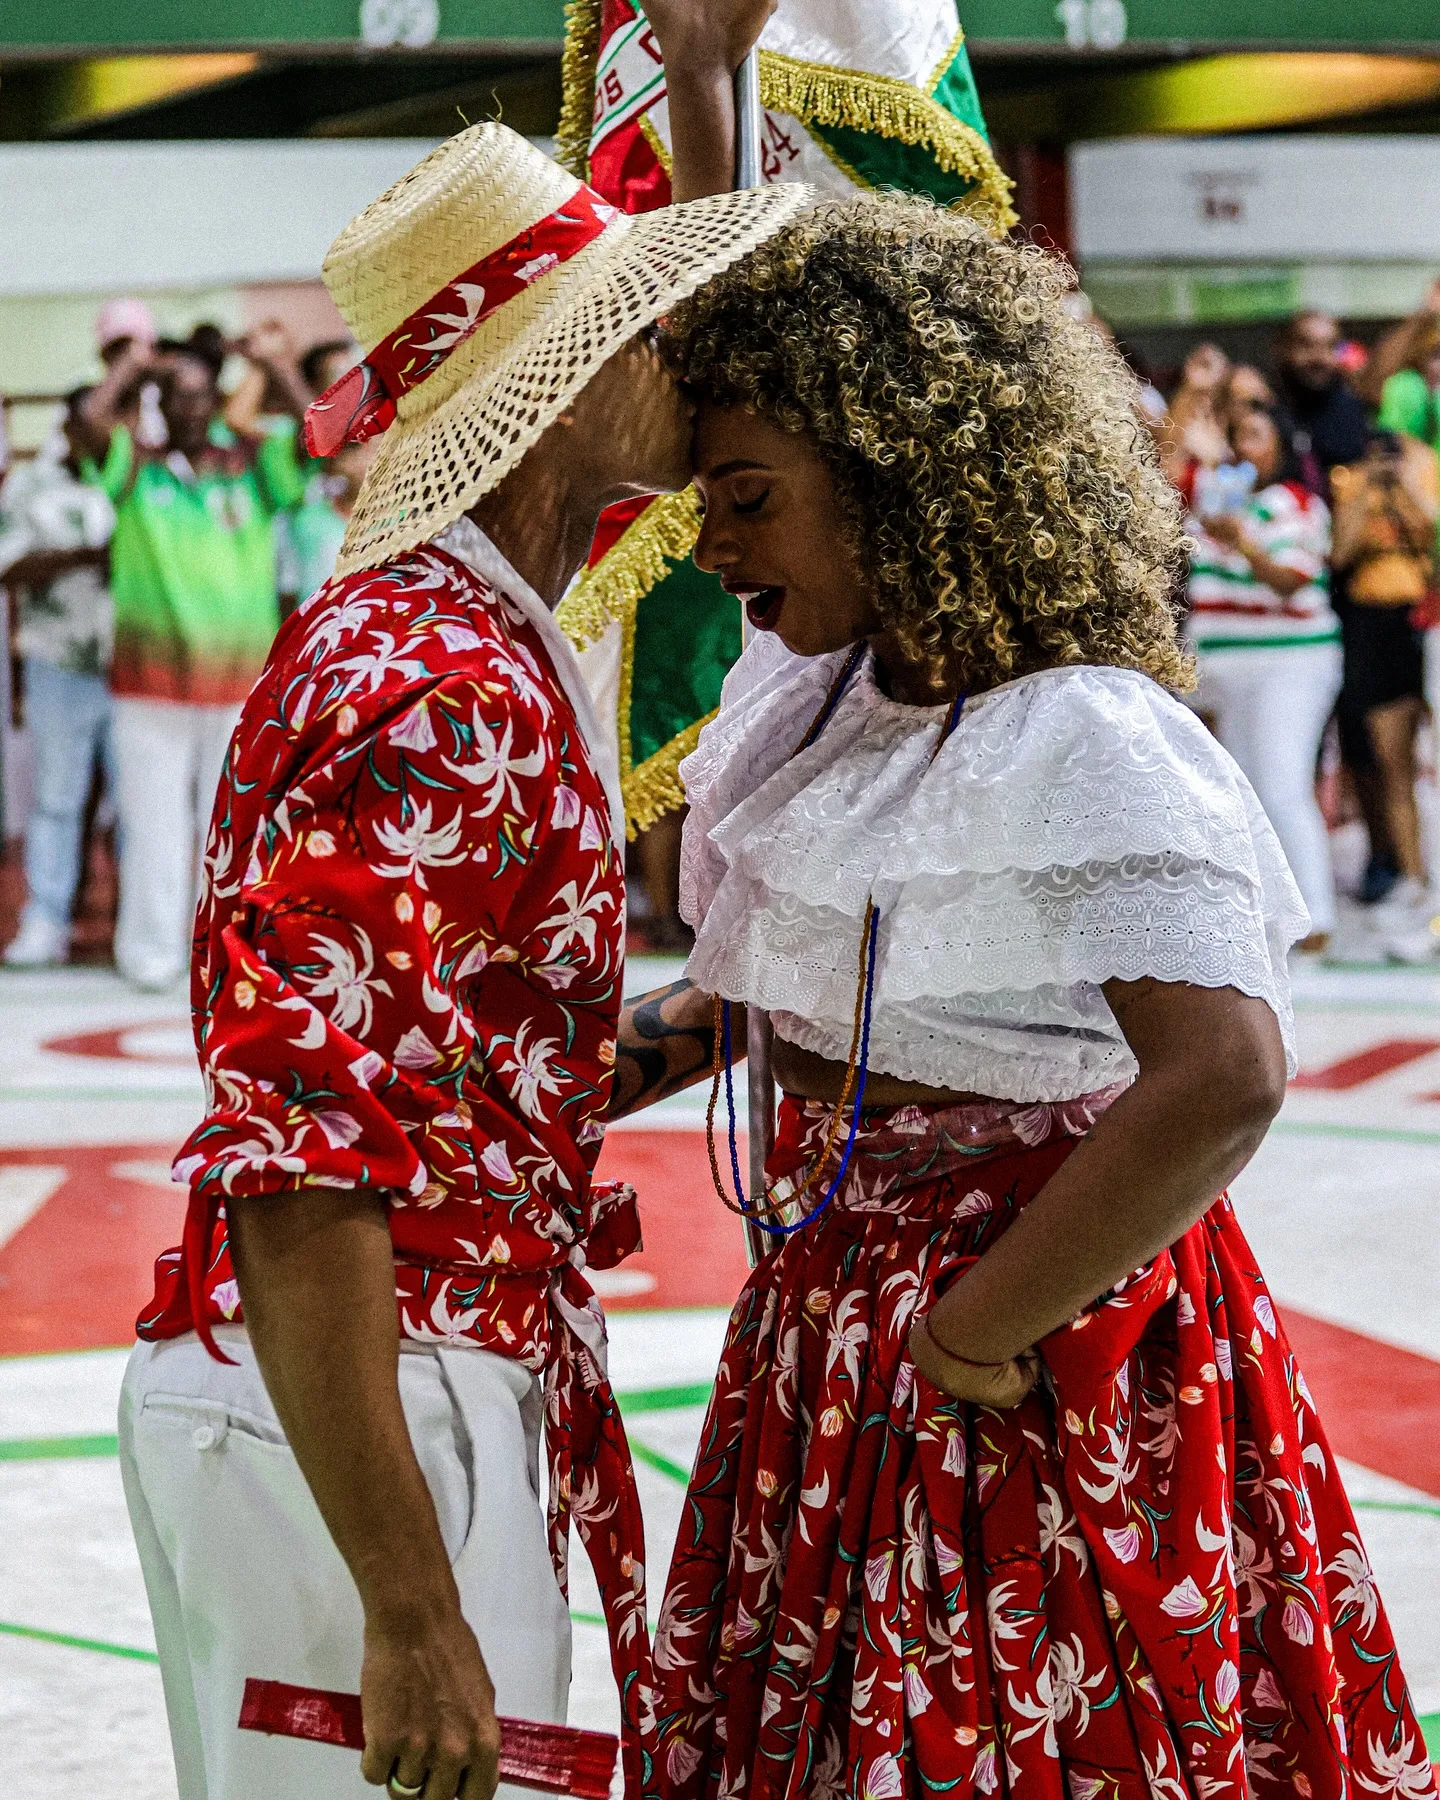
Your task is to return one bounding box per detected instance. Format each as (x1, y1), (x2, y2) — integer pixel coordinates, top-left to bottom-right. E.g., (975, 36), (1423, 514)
(319, 123), (812, 576)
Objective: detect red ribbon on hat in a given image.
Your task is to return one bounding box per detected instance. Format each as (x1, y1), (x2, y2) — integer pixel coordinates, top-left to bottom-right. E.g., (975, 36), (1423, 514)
(304, 185), (620, 459)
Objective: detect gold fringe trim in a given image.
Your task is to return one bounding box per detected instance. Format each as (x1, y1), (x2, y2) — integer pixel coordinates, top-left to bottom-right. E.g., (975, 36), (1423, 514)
(926, 25), (966, 96)
(555, 490), (706, 839)
(757, 48), (1016, 231)
(623, 710), (716, 837)
(639, 110), (673, 177)
(556, 0), (602, 178)
(556, 488), (702, 653)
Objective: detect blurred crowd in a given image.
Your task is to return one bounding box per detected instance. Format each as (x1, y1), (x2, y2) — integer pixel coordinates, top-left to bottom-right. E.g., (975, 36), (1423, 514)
(4, 285), (1440, 980)
(0, 300), (374, 984)
(1144, 285), (1440, 962)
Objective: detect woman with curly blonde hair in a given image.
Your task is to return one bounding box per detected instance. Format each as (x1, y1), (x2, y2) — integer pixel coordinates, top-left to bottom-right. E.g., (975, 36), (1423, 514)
(609, 196), (1433, 1800)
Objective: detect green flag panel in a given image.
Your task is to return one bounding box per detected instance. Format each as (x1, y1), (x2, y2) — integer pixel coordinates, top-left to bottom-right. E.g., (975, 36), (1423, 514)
(630, 560), (740, 772)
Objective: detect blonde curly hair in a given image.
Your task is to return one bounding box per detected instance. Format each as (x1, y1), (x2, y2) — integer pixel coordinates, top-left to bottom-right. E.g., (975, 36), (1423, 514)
(662, 194), (1191, 692)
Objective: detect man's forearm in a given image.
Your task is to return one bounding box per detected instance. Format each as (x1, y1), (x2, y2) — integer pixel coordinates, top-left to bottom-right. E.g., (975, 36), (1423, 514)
(227, 1186), (459, 1623)
(1241, 543), (1309, 599)
(79, 343), (149, 451)
(253, 355), (313, 426)
(608, 979), (743, 1117)
(666, 61), (739, 200)
(646, 0), (776, 200)
(2, 547), (105, 587)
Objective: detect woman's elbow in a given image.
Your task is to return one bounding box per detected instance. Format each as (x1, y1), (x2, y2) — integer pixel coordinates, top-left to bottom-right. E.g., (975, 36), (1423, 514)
(1210, 1013), (1289, 1152)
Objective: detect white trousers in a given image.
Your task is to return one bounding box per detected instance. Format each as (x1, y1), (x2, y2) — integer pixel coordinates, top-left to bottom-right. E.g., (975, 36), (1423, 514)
(111, 697), (241, 988)
(119, 1330), (571, 1800)
(1193, 642), (1343, 934)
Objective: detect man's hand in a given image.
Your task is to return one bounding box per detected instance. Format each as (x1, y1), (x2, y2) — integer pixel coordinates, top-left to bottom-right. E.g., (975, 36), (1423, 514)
(1199, 512), (1249, 553)
(360, 1605), (501, 1800)
(642, 0), (777, 199)
(644, 0), (774, 72)
(1, 546), (108, 589)
(242, 317), (299, 369)
(229, 1187), (500, 1800)
(233, 318), (313, 425)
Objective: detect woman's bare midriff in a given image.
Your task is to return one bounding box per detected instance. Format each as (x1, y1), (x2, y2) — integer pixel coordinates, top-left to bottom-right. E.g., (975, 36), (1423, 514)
(770, 1035), (987, 1109)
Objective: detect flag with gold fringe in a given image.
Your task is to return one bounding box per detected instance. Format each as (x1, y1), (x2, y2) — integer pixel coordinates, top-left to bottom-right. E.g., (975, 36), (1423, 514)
(555, 0), (1014, 837)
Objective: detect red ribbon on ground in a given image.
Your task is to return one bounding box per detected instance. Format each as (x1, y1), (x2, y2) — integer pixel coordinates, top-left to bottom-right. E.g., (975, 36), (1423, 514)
(303, 186), (619, 458)
(238, 1678), (618, 1800)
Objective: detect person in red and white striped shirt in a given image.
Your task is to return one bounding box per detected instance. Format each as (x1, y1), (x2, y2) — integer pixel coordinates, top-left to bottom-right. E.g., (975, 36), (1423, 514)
(1187, 405), (1341, 950)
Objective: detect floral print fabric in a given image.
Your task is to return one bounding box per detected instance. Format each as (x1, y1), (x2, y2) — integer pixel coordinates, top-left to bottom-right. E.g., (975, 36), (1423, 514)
(135, 543), (659, 1783)
(140, 540), (628, 1362)
(653, 1096), (1435, 1800)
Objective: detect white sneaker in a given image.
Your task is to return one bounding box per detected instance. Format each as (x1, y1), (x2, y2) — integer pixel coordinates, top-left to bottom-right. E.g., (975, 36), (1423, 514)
(2, 911), (69, 968)
(1370, 875), (1432, 922)
(120, 965), (185, 993)
(1384, 907), (1440, 965)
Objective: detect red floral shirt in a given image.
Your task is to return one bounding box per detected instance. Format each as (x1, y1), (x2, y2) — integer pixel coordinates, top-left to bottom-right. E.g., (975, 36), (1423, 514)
(139, 537), (631, 1363)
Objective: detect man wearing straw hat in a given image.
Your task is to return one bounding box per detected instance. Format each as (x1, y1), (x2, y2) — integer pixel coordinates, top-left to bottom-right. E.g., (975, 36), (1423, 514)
(115, 30), (809, 1798)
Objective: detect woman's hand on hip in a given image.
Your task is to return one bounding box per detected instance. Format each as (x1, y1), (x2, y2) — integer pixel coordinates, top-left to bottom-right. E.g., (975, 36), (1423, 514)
(907, 1316), (1041, 1410)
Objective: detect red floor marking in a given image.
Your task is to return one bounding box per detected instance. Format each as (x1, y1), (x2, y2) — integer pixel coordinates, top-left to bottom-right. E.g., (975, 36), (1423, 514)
(1277, 1304), (1440, 1499)
(1290, 1039), (1440, 1091)
(592, 1131), (753, 1312)
(41, 1020), (191, 1062)
(0, 1145), (186, 1355)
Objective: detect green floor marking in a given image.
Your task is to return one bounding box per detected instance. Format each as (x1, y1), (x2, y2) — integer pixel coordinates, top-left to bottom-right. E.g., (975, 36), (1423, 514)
(0, 1433), (118, 1462)
(1352, 1497), (1440, 1519)
(0, 1087), (200, 1102)
(0, 1380), (714, 1465)
(1422, 1713), (1439, 1760)
(615, 1381), (711, 1414)
(0, 1610), (612, 1666)
(0, 1619), (159, 1662)
(1271, 1119), (1440, 1149)
(628, 1439), (691, 1487)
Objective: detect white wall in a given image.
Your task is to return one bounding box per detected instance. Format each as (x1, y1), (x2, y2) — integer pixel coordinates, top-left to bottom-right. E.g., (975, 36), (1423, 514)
(1071, 135), (1440, 264)
(0, 139), (442, 298)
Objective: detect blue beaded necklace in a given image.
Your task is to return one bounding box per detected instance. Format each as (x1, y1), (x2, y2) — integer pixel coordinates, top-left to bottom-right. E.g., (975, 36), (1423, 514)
(706, 646), (966, 1238)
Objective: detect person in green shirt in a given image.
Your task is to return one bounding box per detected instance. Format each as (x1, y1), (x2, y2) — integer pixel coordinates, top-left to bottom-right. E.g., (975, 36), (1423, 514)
(1359, 279), (1440, 455)
(73, 321), (309, 989)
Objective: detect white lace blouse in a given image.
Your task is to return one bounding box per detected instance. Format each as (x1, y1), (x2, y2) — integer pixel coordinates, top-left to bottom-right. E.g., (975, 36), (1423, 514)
(679, 635), (1308, 1102)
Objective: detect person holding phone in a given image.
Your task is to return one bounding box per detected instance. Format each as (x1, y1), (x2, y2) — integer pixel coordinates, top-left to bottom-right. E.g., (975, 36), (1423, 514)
(1187, 405), (1340, 951)
(1329, 428), (1440, 958)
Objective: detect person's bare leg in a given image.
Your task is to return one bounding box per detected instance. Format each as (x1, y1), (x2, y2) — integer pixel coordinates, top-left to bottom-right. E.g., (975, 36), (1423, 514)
(1368, 696), (1427, 883)
(635, 810), (692, 951)
(1351, 762), (1398, 869)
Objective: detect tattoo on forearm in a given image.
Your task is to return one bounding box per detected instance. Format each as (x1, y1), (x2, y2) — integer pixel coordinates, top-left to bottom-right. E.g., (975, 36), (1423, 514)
(607, 979), (741, 1119)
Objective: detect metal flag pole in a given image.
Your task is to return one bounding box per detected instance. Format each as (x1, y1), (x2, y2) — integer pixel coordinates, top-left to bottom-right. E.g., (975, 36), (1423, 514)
(732, 50), (776, 1266)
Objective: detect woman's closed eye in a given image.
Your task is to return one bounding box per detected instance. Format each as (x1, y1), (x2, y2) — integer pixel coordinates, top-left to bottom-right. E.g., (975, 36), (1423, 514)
(733, 488), (770, 515)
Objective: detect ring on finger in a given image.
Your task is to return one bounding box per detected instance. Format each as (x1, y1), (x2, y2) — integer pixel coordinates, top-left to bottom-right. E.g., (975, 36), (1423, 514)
(387, 1774), (426, 1799)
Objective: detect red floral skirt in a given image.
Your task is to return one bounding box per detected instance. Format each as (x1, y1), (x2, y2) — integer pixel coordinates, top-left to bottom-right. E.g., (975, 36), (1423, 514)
(650, 1094), (1435, 1800)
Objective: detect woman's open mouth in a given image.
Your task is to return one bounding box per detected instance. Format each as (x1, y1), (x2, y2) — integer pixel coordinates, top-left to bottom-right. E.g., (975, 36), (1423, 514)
(739, 586), (786, 631)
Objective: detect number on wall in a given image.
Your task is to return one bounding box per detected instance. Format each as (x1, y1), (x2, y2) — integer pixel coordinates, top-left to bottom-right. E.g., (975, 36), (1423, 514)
(1056, 0), (1129, 49)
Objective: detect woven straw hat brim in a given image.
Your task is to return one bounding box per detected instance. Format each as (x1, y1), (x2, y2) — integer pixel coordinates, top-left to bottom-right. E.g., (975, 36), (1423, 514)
(335, 181), (814, 577)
